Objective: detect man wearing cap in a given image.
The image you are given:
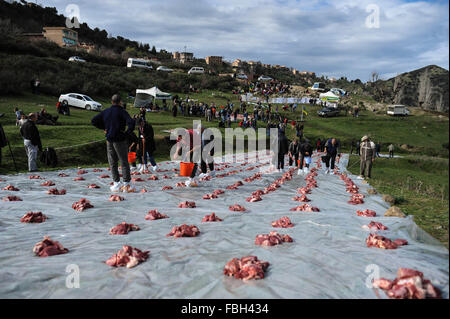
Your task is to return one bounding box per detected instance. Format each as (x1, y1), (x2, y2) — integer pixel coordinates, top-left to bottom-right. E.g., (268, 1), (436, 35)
(20, 113), (42, 172)
(358, 135), (376, 179)
(92, 94), (136, 192)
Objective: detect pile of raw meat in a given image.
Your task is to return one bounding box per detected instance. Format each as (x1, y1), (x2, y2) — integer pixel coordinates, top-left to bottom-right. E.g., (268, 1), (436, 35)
(72, 198), (94, 211)
(20, 212), (48, 223)
(109, 195), (124, 202)
(202, 213), (222, 222)
(40, 181), (55, 186)
(33, 236), (69, 257)
(254, 232), (293, 246)
(290, 204), (320, 212)
(105, 245), (149, 268)
(47, 188), (66, 195)
(229, 204), (246, 212)
(166, 224), (200, 237)
(223, 256), (270, 281)
(109, 222), (140, 235)
(271, 216), (294, 228)
(357, 209), (376, 217)
(2, 195), (22, 201)
(145, 210), (169, 220)
(373, 268), (441, 299)
(2, 185), (19, 191)
(362, 221), (388, 231)
(366, 233), (408, 249)
(178, 201), (196, 208)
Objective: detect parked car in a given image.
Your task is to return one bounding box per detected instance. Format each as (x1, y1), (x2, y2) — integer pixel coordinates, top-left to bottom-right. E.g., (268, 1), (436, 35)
(236, 73), (248, 80)
(127, 58), (153, 70)
(258, 75), (273, 81)
(157, 66), (174, 72)
(188, 67), (205, 75)
(310, 82), (326, 92)
(317, 107), (340, 117)
(387, 105), (410, 116)
(58, 93), (102, 111)
(68, 56), (86, 63)
(330, 88), (346, 96)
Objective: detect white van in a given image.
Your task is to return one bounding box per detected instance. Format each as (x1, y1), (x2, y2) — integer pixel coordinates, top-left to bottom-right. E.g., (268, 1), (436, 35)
(127, 58), (153, 70)
(310, 82), (326, 92)
(188, 67), (205, 75)
(387, 105), (410, 116)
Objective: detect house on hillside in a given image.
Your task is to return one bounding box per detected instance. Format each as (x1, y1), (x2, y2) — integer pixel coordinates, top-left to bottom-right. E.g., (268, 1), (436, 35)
(172, 51), (194, 63)
(43, 27), (78, 47)
(206, 56), (222, 65)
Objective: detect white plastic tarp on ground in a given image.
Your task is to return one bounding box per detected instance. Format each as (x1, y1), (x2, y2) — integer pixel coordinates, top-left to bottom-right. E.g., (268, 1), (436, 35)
(0, 152), (448, 298)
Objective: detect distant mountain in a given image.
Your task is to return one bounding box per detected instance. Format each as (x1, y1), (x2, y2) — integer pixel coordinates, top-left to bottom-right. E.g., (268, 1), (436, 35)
(387, 65), (449, 113)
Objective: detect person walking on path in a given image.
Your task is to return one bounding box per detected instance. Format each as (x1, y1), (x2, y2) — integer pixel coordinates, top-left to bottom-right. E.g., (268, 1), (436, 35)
(323, 138), (340, 174)
(375, 141), (381, 157)
(91, 94), (136, 193)
(20, 113), (42, 172)
(358, 135), (376, 180)
(388, 143), (395, 158)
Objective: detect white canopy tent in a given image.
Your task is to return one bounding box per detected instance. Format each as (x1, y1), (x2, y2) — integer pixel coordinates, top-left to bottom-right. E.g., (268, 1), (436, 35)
(134, 87), (172, 108)
(319, 91), (340, 108)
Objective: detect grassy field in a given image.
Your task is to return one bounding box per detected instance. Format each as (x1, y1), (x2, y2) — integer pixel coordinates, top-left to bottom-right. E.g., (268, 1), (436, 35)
(0, 92), (448, 245)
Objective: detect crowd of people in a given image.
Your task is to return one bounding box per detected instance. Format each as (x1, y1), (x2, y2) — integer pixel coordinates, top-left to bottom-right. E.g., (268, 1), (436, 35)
(2, 92), (392, 190)
(246, 80), (291, 98)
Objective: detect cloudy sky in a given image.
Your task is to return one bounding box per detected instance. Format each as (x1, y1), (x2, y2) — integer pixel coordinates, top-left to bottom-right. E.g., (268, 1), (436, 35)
(39, 0), (448, 80)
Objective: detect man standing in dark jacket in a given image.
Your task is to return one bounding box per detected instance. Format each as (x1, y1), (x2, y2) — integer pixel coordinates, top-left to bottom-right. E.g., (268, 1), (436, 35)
(0, 122), (7, 166)
(92, 94), (135, 193)
(277, 130), (289, 172)
(20, 113), (42, 172)
(324, 138), (340, 174)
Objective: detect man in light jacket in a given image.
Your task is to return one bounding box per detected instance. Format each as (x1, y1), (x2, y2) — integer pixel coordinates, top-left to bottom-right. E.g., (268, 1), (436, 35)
(358, 135), (376, 179)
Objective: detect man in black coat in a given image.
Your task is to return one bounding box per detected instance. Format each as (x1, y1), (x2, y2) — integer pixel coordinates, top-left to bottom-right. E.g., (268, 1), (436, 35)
(20, 113), (42, 172)
(277, 130), (289, 172)
(0, 122), (7, 166)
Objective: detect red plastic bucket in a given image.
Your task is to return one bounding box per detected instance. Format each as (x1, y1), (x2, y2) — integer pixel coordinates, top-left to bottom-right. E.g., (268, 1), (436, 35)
(128, 152), (136, 164)
(180, 162), (195, 176)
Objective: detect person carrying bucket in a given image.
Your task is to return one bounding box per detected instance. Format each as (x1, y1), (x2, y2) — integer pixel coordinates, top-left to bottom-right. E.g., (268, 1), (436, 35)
(173, 123), (215, 187)
(126, 130), (139, 171)
(173, 127), (199, 187)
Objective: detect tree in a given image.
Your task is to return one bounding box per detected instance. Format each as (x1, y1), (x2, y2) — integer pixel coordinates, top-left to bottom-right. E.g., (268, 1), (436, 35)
(371, 71), (379, 83)
(151, 46), (157, 54)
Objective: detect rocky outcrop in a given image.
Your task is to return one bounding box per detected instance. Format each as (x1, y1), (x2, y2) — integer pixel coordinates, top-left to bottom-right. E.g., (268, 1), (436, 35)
(384, 206), (406, 218)
(388, 65), (449, 113)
